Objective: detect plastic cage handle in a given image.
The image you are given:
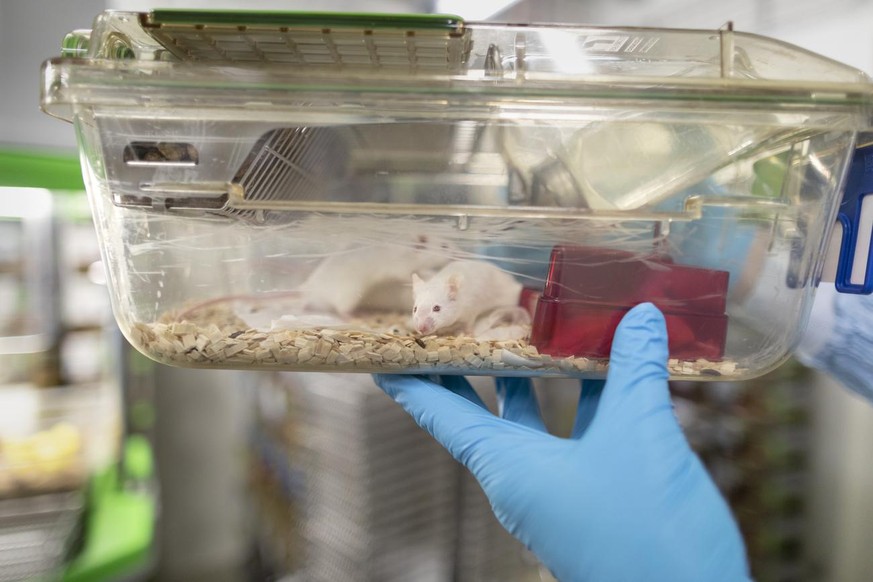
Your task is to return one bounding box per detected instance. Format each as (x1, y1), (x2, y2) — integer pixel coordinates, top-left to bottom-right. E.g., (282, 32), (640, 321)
(822, 143), (873, 294)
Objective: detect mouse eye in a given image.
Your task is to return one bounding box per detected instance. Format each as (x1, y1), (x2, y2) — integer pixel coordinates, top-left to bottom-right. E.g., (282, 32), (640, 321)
(413, 306), (417, 313)
(432, 305), (441, 312)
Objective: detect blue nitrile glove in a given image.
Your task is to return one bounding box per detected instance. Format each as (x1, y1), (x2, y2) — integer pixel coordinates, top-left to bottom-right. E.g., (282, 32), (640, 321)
(374, 303), (751, 582)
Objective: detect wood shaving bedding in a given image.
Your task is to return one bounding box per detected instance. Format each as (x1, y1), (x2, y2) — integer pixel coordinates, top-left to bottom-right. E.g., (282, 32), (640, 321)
(131, 305), (743, 378)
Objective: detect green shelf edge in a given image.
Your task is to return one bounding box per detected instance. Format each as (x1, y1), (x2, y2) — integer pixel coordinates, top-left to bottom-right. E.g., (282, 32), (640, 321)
(0, 148), (85, 191)
(62, 436), (156, 582)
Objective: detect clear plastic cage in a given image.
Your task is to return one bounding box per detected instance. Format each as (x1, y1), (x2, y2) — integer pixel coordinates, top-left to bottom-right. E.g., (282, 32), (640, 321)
(41, 10), (873, 380)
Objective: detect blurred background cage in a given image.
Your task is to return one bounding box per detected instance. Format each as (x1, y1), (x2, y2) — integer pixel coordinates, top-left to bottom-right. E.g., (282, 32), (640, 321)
(0, 151), (156, 582)
(242, 367), (821, 582)
(245, 372), (547, 582)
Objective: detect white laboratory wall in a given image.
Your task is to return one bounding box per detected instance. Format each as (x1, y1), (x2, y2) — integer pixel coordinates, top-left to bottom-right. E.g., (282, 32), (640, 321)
(0, 0), (106, 149)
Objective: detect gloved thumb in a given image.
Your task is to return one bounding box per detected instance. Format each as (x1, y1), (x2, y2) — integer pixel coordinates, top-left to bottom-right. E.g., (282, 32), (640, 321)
(597, 303), (673, 417)
(373, 374), (534, 473)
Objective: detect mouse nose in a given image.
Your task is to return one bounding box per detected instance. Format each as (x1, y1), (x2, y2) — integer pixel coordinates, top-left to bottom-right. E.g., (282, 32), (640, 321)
(416, 317), (434, 334)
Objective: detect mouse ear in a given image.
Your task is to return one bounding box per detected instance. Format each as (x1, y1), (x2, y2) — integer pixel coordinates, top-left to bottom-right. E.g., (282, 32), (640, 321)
(446, 274), (460, 301)
(412, 273), (423, 292)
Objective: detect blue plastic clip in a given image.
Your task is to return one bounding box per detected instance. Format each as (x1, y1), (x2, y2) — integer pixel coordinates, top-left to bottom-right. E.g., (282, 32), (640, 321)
(834, 144), (873, 294)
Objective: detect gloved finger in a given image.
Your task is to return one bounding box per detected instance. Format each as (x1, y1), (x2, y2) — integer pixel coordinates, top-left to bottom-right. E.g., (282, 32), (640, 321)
(571, 379), (605, 439)
(598, 303), (671, 414)
(373, 374), (531, 472)
(438, 375), (489, 410)
(495, 377), (547, 432)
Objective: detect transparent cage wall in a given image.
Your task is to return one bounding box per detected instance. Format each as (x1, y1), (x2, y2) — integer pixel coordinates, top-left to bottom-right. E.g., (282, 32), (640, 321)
(74, 108), (853, 379)
(46, 16), (872, 380)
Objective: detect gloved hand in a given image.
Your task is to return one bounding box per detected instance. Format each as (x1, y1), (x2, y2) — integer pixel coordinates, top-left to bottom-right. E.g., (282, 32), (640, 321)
(374, 303), (751, 582)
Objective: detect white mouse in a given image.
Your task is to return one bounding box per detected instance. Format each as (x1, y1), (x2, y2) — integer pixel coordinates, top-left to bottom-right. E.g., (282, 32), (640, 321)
(178, 234), (454, 324)
(411, 260), (523, 335)
(297, 234), (454, 316)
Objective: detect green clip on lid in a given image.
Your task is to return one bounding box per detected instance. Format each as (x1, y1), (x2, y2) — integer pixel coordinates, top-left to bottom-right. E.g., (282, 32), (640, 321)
(144, 9), (464, 31)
